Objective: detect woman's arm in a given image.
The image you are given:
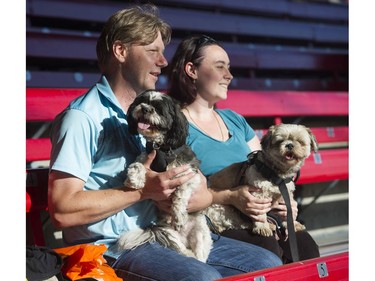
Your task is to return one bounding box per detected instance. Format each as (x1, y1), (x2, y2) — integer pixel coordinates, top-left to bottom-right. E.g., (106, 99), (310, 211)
(209, 185), (272, 222)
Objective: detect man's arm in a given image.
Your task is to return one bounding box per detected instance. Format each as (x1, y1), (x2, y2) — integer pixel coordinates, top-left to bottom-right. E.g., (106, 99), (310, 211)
(48, 150), (197, 228)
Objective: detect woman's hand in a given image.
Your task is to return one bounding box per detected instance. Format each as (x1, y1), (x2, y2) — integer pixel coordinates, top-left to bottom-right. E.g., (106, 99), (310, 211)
(270, 196), (298, 221)
(230, 186), (272, 223)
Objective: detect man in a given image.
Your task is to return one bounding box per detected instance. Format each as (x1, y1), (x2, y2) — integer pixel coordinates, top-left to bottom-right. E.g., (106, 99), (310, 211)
(48, 4), (282, 281)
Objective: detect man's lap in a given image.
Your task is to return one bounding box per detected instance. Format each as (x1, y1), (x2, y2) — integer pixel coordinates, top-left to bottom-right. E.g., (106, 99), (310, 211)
(111, 234), (282, 281)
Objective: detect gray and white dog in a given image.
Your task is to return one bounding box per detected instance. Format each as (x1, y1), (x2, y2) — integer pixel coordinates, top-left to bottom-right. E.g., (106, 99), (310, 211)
(117, 90), (212, 262)
(204, 123), (318, 237)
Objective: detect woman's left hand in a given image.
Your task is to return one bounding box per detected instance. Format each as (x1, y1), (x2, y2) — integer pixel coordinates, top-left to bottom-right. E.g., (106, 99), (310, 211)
(270, 196), (298, 221)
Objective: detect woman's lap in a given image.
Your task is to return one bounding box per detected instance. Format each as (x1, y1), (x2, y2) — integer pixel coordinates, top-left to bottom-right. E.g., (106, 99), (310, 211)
(221, 228), (320, 264)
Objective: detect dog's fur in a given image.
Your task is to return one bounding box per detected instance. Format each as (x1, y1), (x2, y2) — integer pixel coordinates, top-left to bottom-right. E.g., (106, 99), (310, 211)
(204, 123), (318, 237)
(117, 90), (212, 262)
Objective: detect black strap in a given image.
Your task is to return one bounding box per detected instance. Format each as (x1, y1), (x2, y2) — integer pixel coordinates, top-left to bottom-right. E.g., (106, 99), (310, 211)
(248, 150), (300, 262)
(278, 180), (300, 262)
(146, 141), (191, 172)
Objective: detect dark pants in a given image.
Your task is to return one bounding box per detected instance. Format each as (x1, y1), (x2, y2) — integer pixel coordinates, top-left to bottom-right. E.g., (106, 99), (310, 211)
(221, 228), (320, 264)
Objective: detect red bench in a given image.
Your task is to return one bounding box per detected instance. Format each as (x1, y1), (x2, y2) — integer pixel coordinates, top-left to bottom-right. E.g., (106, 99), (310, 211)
(27, 88), (86, 163)
(218, 251), (348, 281)
(27, 88), (86, 246)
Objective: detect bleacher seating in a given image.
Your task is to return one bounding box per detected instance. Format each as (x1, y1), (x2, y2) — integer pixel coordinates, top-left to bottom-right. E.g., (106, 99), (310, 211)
(26, 0), (348, 91)
(26, 0), (348, 279)
(26, 88), (348, 243)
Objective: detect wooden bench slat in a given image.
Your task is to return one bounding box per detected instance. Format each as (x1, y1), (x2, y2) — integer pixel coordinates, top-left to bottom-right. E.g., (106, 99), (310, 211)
(216, 90), (348, 117)
(27, 0), (348, 44)
(27, 139), (52, 163)
(217, 251), (348, 281)
(158, 0), (348, 23)
(27, 88), (349, 119)
(26, 70), (348, 91)
(27, 30), (348, 72)
(298, 148), (348, 184)
(26, 88), (86, 121)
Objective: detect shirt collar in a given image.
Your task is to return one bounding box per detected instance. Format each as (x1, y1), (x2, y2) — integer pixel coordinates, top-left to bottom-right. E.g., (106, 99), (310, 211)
(95, 75), (124, 113)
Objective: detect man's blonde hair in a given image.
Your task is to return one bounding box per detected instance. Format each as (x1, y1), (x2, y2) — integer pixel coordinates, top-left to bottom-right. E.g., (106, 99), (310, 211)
(96, 4), (171, 69)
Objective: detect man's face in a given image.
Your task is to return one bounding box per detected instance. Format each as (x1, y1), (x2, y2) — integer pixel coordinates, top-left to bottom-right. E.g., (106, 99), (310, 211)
(122, 32), (168, 94)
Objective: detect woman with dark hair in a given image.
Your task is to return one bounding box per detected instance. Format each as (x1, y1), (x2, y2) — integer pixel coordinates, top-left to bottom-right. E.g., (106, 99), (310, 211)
(168, 34), (320, 263)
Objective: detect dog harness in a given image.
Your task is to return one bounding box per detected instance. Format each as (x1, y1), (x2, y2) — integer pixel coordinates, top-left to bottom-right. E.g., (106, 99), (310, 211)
(146, 141), (199, 173)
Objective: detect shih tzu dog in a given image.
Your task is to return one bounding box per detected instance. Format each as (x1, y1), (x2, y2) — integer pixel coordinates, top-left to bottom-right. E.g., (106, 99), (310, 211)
(117, 90), (212, 262)
(204, 123), (318, 237)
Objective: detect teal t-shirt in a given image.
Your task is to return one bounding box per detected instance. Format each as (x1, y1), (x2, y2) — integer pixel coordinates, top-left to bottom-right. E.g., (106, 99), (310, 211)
(187, 109), (256, 177)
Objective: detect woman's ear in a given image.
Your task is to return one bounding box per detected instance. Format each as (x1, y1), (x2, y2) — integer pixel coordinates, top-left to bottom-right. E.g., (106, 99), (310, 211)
(113, 40), (127, 63)
(185, 62), (198, 80)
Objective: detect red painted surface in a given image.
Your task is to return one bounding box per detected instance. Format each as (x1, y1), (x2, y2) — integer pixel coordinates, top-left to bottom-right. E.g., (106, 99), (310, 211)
(217, 252), (349, 281)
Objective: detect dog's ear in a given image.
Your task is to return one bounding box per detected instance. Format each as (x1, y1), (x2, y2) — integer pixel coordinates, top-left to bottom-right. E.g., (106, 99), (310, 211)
(306, 127), (319, 153)
(261, 125), (276, 150)
(127, 102), (138, 135)
(166, 96), (189, 147)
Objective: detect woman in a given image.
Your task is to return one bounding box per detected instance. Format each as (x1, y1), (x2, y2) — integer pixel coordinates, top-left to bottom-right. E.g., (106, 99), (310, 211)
(167, 34), (320, 263)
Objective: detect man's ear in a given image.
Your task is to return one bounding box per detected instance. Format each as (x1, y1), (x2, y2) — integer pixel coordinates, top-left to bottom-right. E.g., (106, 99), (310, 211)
(113, 40), (127, 62)
(185, 62), (198, 80)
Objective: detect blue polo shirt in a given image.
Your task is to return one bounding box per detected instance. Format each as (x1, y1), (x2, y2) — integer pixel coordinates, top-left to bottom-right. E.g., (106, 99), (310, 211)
(49, 75), (157, 258)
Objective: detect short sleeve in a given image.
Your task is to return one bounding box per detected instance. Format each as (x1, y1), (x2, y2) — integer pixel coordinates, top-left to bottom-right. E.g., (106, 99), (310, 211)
(50, 109), (98, 182)
(226, 110), (256, 142)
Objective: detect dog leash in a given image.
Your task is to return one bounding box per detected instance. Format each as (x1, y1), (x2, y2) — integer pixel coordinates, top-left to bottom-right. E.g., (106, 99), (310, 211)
(275, 179), (300, 262)
(249, 151), (300, 262)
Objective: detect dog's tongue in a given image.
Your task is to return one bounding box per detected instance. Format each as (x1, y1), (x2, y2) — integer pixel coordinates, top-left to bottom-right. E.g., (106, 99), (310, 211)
(138, 122), (150, 130)
(285, 153), (294, 160)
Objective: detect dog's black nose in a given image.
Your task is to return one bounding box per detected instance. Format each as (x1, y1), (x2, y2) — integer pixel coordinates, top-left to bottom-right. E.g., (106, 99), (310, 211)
(286, 143), (294, 150)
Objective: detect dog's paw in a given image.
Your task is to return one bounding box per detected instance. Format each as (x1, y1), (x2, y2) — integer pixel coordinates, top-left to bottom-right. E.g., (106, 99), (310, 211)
(124, 162), (147, 189)
(253, 222), (274, 237)
(269, 223), (276, 232)
(294, 221), (306, 231)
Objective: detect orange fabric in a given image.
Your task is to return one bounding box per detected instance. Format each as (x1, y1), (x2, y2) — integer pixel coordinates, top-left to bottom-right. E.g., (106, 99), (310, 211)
(54, 244), (122, 281)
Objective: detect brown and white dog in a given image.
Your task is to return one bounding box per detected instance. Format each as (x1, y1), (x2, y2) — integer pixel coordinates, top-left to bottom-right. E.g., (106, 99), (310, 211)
(204, 123), (318, 237)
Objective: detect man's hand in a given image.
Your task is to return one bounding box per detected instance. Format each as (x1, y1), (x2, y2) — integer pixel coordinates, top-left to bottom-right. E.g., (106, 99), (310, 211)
(154, 170), (212, 213)
(137, 150), (197, 202)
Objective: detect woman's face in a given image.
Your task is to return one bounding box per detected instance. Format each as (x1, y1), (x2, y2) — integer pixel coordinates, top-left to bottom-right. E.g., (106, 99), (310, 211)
(195, 45), (233, 104)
